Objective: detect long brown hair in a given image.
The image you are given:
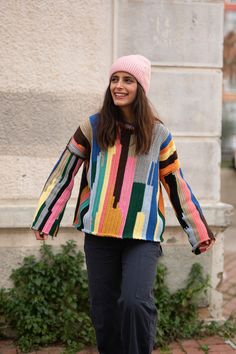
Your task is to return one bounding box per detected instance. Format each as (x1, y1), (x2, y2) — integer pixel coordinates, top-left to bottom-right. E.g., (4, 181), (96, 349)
(97, 83), (162, 154)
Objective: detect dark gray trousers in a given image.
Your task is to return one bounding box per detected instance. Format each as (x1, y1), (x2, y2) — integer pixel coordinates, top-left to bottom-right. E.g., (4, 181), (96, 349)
(84, 233), (162, 354)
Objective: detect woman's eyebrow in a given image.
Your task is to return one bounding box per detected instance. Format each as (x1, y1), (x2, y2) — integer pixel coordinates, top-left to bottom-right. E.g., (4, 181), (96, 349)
(111, 74), (134, 79)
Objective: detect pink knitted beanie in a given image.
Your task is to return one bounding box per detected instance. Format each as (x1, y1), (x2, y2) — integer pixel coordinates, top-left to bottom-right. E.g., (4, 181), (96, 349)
(109, 54), (151, 94)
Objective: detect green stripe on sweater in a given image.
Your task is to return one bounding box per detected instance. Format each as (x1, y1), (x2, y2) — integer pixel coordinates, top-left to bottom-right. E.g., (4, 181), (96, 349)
(123, 183), (145, 238)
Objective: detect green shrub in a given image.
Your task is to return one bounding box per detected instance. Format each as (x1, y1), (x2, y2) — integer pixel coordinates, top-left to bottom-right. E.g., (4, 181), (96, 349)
(154, 262), (209, 346)
(0, 288), (10, 338)
(0, 240), (96, 352)
(154, 262), (236, 348)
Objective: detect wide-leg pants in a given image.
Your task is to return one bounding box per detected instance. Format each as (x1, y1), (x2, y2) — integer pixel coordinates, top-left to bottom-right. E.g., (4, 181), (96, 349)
(84, 233), (162, 354)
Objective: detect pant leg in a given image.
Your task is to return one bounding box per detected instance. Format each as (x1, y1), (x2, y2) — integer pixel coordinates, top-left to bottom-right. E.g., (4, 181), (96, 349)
(84, 234), (123, 354)
(118, 239), (162, 354)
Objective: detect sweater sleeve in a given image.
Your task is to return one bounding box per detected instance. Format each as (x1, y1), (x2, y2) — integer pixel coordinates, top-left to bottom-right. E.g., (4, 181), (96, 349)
(159, 128), (215, 255)
(31, 122), (91, 237)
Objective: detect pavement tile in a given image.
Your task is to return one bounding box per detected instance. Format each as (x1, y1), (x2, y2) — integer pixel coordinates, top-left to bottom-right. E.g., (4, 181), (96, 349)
(223, 257), (236, 268)
(224, 298), (236, 315)
(208, 344), (236, 352)
(168, 342), (182, 350)
(45, 350), (64, 354)
(221, 281), (233, 293)
(178, 339), (200, 348)
(152, 349), (179, 354)
(77, 348), (98, 354)
(0, 341), (15, 349)
(224, 293), (233, 301)
(177, 340), (205, 353)
(197, 336), (225, 345)
(0, 350), (17, 354)
(225, 269), (236, 281)
(225, 254), (236, 263)
(227, 286), (236, 296)
(36, 349), (64, 354)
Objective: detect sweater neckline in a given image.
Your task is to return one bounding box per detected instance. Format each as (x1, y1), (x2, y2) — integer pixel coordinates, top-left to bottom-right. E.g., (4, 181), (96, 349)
(118, 121), (135, 131)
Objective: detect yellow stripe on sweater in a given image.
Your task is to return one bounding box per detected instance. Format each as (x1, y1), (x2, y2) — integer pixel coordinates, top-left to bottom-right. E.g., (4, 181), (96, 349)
(133, 212), (145, 239)
(34, 150), (71, 217)
(94, 145), (116, 233)
(159, 143), (176, 161)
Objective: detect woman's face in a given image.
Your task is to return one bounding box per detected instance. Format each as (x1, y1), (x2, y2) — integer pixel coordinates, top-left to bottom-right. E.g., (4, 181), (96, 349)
(110, 71), (138, 109)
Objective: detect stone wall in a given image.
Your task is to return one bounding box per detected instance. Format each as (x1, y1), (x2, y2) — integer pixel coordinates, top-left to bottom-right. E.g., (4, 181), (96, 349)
(0, 0), (231, 319)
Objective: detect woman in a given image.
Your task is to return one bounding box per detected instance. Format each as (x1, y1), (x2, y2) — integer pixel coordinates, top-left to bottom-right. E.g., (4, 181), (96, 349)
(32, 54), (215, 354)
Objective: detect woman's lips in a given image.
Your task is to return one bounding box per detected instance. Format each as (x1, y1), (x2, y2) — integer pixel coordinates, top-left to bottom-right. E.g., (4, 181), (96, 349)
(114, 92), (128, 98)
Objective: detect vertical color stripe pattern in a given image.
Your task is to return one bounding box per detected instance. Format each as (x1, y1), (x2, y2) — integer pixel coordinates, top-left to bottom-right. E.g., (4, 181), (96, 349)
(32, 114), (215, 254)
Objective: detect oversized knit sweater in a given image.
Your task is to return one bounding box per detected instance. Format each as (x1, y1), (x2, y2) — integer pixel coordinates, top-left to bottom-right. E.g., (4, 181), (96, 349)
(32, 113), (215, 254)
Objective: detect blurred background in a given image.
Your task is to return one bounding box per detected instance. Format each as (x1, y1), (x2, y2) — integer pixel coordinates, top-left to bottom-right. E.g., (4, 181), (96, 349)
(222, 0), (236, 168)
(222, 0), (236, 254)
(220, 0), (236, 318)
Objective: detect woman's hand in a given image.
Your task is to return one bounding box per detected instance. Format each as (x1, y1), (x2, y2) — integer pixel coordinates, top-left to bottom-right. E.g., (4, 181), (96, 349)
(198, 238), (215, 253)
(34, 230), (48, 241)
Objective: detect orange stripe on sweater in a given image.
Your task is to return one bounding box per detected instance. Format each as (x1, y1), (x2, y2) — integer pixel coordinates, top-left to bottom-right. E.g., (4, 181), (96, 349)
(160, 160), (180, 176)
(160, 140), (175, 155)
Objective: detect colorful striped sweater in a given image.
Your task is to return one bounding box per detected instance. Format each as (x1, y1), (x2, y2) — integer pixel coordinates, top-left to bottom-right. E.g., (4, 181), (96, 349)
(32, 113), (215, 254)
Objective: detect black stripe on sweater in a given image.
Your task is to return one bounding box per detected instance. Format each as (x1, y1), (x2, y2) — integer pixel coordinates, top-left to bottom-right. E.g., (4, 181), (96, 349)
(160, 151), (178, 169)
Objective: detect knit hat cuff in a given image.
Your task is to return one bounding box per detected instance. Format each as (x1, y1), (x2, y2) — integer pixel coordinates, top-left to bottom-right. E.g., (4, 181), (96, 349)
(109, 54), (151, 94)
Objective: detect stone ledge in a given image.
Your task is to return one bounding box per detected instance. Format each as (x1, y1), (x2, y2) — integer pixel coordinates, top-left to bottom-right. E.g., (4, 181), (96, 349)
(0, 200), (233, 229)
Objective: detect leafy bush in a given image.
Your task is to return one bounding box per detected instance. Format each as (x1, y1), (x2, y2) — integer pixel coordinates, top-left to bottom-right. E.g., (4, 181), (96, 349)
(0, 240), (235, 353)
(0, 288), (10, 338)
(154, 262), (236, 348)
(154, 262), (209, 346)
(0, 241), (95, 352)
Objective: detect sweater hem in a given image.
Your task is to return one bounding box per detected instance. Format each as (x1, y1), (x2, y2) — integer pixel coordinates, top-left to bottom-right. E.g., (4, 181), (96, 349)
(75, 226), (162, 242)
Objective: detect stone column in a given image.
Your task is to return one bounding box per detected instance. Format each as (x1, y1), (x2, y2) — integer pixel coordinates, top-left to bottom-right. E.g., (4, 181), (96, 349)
(113, 0), (231, 319)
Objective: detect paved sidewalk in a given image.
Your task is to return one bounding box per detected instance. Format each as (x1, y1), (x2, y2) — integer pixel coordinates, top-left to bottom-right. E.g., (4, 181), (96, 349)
(221, 167), (236, 320)
(0, 335), (236, 353)
(222, 252), (236, 319)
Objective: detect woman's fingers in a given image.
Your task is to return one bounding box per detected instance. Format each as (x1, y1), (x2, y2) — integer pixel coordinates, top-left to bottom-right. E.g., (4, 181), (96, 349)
(34, 230), (48, 241)
(199, 239), (215, 253)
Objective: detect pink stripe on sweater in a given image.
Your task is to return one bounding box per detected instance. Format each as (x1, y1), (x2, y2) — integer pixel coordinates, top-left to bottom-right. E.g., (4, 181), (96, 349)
(176, 170), (209, 242)
(118, 156), (136, 235)
(42, 159), (83, 234)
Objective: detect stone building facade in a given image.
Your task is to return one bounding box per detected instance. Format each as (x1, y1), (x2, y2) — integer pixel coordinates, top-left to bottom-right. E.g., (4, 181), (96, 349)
(0, 0), (232, 319)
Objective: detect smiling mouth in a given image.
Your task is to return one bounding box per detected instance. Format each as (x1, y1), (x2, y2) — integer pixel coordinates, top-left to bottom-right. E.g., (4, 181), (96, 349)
(114, 93), (128, 97)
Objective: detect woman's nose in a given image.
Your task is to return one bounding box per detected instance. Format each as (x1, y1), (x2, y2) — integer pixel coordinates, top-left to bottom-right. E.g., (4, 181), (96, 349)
(116, 79), (123, 88)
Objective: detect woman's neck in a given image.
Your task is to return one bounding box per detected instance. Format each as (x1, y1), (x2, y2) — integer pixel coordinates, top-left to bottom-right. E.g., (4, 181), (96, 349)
(120, 106), (134, 124)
